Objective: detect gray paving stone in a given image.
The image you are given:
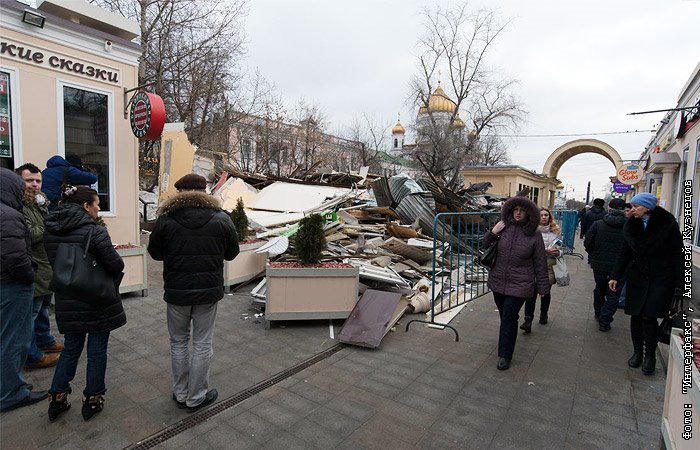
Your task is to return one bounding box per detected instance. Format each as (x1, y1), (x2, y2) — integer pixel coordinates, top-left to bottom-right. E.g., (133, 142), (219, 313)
(510, 383), (575, 426)
(289, 418), (348, 448)
(268, 389), (320, 416)
(325, 395), (376, 423)
(305, 406), (361, 436)
(566, 415), (642, 449)
(261, 431), (311, 450)
(491, 410), (567, 449)
(250, 400), (302, 429)
(288, 379), (336, 404)
(227, 410), (278, 443)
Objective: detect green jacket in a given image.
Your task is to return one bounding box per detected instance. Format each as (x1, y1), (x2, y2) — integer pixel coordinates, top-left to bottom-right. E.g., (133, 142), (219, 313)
(22, 196), (52, 296)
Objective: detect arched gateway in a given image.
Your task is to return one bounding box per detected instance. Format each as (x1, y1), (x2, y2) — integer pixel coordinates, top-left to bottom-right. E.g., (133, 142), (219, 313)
(542, 139), (623, 208)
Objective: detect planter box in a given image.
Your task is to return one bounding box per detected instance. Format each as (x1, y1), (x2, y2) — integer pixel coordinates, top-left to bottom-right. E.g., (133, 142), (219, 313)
(116, 246), (148, 296)
(662, 327), (700, 450)
(265, 264), (359, 326)
(223, 241), (268, 292)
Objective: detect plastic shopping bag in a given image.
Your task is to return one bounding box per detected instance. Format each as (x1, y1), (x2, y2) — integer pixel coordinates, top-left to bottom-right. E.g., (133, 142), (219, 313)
(553, 257), (569, 287)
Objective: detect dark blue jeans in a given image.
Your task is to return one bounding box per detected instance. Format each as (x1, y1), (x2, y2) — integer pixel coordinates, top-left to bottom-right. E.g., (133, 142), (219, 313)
(0, 281), (34, 410)
(493, 292), (527, 360)
(49, 331), (110, 396)
(593, 270), (620, 326)
(27, 294), (55, 363)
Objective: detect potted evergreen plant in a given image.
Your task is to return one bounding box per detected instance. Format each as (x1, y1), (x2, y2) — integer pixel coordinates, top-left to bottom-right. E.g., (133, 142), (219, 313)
(223, 197), (268, 290)
(265, 213), (359, 328)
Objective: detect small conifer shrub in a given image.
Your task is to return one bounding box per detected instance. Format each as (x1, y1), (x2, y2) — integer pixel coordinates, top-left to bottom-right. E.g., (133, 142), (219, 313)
(230, 197), (249, 241)
(294, 214), (326, 265)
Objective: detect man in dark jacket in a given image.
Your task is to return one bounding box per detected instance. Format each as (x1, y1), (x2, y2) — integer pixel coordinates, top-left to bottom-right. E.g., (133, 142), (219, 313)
(0, 168), (48, 412)
(581, 198), (606, 237)
(42, 155), (97, 210)
(584, 198), (626, 331)
(148, 173), (239, 412)
(15, 163), (62, 370)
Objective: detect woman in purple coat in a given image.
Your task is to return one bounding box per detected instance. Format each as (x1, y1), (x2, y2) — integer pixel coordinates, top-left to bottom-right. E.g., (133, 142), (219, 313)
(482, 196), (550, 370)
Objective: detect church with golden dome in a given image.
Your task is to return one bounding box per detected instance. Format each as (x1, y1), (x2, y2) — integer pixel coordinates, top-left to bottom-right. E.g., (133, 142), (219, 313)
(388, 81), (468, 159)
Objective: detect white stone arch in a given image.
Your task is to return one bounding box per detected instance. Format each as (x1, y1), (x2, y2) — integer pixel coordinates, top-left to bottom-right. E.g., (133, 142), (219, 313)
(542, 139), (623, 207)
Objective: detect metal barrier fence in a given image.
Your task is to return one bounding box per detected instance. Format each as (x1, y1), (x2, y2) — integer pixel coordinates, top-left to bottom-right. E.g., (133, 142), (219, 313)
(405, 209), (581, 341)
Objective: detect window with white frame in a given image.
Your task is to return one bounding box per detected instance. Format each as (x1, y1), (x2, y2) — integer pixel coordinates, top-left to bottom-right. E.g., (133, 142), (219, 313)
(61, 84), (112, 213)
(694, 137), (700, 247)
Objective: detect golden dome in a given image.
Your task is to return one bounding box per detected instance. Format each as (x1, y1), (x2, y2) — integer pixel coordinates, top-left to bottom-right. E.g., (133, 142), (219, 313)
(418, 83), (457, 115)
(392, 119), (405, 134)
(452, 114), (466, 128)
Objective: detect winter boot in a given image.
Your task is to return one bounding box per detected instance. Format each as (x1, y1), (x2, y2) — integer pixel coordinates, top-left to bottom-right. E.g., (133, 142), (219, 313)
(642, 347), (657, 375)
(627, 348), (643, 368)
(81, 395), (104, 421)
(48, 392), (71, 422)
(539, 313), (548, 325)
(519, 318), (533, 334)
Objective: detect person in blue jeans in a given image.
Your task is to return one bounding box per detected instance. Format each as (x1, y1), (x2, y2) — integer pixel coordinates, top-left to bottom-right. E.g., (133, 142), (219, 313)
(0, 168), (48, 412)
(43, 185), (126, 421)
(16, 163), (63, 370)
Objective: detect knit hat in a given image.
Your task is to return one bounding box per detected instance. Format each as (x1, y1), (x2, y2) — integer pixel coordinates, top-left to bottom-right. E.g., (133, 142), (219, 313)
(630, 193), (657, 210)
(592, 198), (605, 207)
(174, 173), (207, 191)
(608, 198), (625, 210)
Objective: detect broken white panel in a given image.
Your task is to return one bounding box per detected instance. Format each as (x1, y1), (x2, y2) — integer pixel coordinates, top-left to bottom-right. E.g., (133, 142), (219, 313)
(254, 236), (289, 256)
(249, 182), (350, 213)
(345, 260), (411, 288)
(215, 177), (259, 211)
(246, 209), (305, 228)
(406, 238), (434, 249)
(250, 278), (267, 300)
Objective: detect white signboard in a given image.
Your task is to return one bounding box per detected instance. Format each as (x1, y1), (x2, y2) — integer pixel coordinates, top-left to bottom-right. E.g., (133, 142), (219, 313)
(616, 163), (643, 185)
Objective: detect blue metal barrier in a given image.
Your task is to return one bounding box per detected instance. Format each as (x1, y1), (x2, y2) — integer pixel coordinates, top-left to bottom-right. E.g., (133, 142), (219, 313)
(552, 210), (584, 259)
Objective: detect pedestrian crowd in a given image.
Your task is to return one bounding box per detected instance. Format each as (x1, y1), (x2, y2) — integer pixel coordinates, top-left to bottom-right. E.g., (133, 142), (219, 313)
(1, 159), (238, 421)
(483, 194), (684, 374)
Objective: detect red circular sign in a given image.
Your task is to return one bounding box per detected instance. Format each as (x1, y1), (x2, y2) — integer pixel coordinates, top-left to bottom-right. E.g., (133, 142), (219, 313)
(129, 92), (165, 140)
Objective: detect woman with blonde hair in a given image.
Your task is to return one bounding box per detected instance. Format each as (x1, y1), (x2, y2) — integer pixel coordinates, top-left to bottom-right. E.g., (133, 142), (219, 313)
(520, 207), (562, 332)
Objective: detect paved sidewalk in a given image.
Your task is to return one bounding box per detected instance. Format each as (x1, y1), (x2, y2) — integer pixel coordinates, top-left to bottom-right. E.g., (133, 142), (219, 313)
(0, 237), (666, 449)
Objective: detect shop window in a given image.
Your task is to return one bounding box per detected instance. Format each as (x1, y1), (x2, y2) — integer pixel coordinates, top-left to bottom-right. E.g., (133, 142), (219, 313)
(0, 70), (15, 169)
(62, 84), (112, 213)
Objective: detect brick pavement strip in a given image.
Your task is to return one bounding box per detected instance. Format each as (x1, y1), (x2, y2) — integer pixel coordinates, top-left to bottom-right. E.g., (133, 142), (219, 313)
(0, 237), (667, 449)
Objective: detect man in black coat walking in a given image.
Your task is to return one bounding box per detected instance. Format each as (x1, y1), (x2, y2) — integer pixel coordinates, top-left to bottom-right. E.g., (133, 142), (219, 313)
(148, 173), (239, 412)
(584, 198), (626, 331)
(581, 198), (606, 238)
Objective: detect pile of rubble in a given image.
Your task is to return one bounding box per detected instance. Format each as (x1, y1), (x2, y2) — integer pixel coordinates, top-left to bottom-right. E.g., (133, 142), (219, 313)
(200, 169), (500, 338)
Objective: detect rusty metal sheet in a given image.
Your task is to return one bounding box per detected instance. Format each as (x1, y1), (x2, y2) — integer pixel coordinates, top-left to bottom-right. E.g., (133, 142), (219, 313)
(337, 289), (403, 348)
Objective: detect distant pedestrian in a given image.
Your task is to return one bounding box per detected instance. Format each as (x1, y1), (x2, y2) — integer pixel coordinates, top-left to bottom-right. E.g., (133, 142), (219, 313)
(15, 163), (63, 371)
(581, 198), (606, 238)
(521, 207), (562, 332)
(43, 185), (126, 421)
(584, 198), (626, 331)
(42, 155), (97, 210)
(609, 193), (683, 375)
(0, 168), (48, 413)
(578, 205), (590, 238)
(148, 173), (239, 411)
(482, 196), (550, 370)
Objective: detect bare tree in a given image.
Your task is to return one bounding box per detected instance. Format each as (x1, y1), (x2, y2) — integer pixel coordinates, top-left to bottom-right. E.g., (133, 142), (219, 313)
(409, 2), (525, 188)
(343, 113), (388, 173)
(473, 134), (511, 166)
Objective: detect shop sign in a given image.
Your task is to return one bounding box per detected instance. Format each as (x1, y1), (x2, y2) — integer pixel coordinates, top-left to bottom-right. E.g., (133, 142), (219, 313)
(0, 73), (12, 158)
(129, 92), (165, 140)
(616, 163), (643, 185)
(613, 180), (632, 193)
(0, 39), (120, 85)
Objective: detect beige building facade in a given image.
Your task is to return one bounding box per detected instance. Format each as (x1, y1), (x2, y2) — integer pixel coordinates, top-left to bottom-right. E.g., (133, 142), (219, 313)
(461, 165), (561, 208)
(1, 0), (146, 291)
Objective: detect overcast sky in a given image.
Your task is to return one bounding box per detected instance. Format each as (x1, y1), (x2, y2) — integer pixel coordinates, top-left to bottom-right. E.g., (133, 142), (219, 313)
(244, 0), (700, 201)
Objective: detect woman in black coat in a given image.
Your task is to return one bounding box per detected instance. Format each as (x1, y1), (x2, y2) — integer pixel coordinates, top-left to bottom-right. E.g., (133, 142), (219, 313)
(610, 193), (683, 375)
(43, 186), (125, 421)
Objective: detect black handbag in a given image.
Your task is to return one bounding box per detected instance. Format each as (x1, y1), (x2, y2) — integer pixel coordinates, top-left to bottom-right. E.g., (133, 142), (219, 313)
(658, 296), (685, 345)
(479, 238), (499, 268)
(49, 226), (123, 306)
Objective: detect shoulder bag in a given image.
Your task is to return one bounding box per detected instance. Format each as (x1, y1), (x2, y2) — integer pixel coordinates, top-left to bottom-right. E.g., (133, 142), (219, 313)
(49, 226), (123, 306)
(658, 295), (685, 345)
(479, 237), (499, 269)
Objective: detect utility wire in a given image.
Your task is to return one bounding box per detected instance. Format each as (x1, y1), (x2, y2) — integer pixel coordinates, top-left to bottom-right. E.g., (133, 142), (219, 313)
(495, 129), (654, 138)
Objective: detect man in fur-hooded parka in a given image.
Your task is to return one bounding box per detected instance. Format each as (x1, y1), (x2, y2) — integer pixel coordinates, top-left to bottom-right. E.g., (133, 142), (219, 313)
(611, 206), (683, 318)
(147, 179), (239, 306)
(483, 196), (550, 299)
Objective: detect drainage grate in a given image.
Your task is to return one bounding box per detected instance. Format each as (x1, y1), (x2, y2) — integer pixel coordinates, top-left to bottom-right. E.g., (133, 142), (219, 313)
(126, 343), (345, 450)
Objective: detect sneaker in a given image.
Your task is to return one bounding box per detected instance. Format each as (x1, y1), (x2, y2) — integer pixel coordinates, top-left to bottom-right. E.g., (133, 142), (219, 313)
(187, 389), (218, 413)
(24, 353), (60, 370)
(599, 324), (611, 332)
(40, 342), (64, 353)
